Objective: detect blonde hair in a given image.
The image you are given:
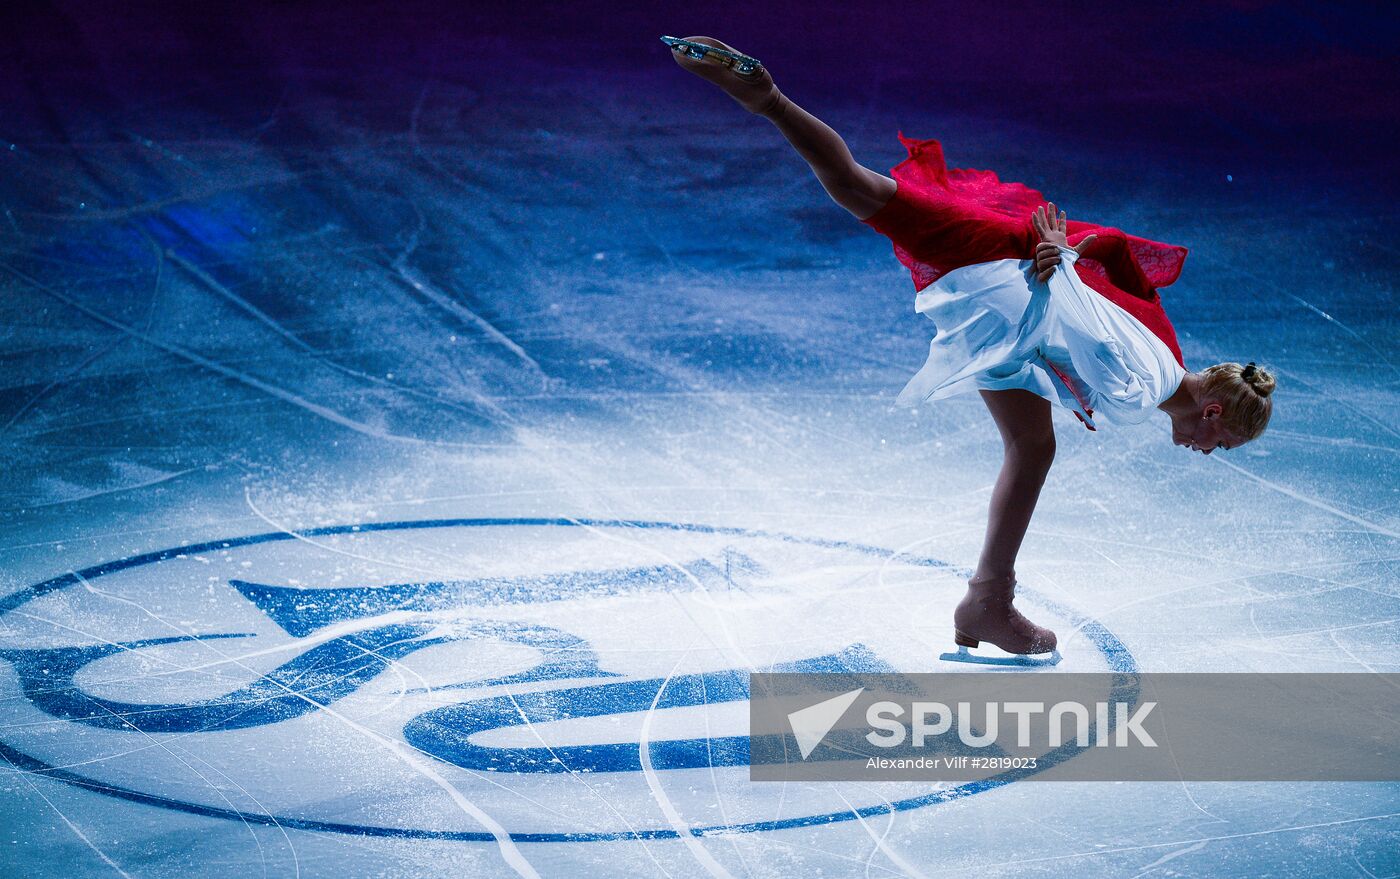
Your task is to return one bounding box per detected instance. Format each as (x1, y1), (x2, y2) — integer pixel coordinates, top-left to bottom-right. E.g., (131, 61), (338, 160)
(1199, 361), (1276, 441)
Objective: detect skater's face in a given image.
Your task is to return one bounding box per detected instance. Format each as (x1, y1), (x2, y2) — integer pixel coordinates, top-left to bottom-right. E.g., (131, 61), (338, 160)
(1172, 401), (1243, 455)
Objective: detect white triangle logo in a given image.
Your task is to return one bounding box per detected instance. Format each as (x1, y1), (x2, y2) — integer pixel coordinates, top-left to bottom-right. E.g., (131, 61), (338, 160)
(787, 687), (865, 760)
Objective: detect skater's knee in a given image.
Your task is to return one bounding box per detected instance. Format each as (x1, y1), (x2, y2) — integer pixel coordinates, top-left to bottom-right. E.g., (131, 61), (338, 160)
(1005, 432), (1056, 469)
(822, 168), (897, 220)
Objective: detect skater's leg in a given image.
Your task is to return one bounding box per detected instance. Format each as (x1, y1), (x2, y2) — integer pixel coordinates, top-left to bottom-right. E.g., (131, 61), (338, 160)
(762, 94), (897, 220)
(974, 388), (1055, 581)
(950, 388), (1058, 655)
(670, 36), (895, 220)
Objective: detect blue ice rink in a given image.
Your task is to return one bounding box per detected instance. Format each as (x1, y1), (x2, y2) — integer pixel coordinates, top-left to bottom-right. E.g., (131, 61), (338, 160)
(2, 2), (1397, 876)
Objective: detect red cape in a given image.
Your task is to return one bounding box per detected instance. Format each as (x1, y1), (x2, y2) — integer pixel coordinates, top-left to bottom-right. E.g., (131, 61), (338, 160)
(863, 134), (1187, 367)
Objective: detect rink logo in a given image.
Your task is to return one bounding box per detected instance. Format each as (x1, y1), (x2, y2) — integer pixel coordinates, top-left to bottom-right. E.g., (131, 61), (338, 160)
(0, 518), (1139, 840)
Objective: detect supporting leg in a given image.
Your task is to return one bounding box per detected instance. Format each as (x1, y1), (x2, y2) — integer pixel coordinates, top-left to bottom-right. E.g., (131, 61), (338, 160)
(974, 388), (1056, 582)
(947, 389), (1059, 657)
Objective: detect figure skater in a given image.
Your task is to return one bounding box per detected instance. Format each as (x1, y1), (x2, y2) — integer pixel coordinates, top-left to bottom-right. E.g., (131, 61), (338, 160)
(665, 37), (1276, 664)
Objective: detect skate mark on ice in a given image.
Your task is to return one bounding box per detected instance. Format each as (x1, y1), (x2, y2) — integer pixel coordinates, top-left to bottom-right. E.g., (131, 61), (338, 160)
(639, 652), (738, 879)
(832, 785), (930, 879)
(976, 811), (1400, 872)
(20, 465), (202, 511)
(60, 562), (543, 878)
(1, 755), (136, 879)
(162, 245), (515, 427)
(1, 263), (485, 449)
(1127, 840), (1208, 878)
(1210, 456), (1400, 541)
(66, 670), (294, 879)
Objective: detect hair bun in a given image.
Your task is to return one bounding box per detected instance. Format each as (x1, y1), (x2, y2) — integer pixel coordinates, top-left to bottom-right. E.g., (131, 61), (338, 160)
(1242, 361), (1276, 398)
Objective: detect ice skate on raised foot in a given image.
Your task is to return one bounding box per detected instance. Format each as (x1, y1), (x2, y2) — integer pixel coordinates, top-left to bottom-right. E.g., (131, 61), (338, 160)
(940, 575), (1061, 667)
(663, 35), (782, 115)
(661, 36), (763, 75)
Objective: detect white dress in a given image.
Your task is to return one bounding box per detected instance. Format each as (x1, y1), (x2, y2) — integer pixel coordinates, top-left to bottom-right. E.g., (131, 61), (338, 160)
(898, 245), (1186, 430)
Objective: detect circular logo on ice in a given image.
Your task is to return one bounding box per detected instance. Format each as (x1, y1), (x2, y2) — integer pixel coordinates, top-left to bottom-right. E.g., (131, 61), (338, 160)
(0, 519), (1134, 841)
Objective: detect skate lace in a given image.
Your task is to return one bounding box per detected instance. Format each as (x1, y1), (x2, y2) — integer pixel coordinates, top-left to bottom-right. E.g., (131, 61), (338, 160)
(1005, 604), (1043, 638)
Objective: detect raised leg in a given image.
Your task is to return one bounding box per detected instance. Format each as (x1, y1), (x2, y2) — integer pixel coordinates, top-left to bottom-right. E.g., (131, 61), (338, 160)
(670, 36), (896, 220)
(763, 95), (897, 220)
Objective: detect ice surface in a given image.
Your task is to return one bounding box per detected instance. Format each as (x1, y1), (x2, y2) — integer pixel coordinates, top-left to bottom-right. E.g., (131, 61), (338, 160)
(1, 2), (1397, 877)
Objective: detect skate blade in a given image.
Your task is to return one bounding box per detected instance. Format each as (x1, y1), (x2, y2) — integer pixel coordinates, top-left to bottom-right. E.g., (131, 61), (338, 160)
(660, 36), (764, 75)
(938, 645), (1062, 668)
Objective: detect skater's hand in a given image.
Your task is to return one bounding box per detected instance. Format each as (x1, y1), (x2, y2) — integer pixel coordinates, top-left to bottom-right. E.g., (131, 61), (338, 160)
(1032, 203), (1069, 247)
(1031, 202), (1098, 282)
(1033, 241), (1063, 283)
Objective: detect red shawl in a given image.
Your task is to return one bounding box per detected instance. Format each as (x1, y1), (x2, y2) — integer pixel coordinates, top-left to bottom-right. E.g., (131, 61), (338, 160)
(863, 134), (1187, 367)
